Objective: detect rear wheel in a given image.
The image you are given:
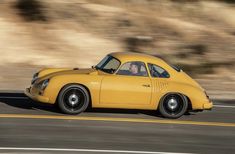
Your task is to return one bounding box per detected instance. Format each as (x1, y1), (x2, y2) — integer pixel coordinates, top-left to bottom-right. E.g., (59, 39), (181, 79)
(58, 84), (89, 114)
(159, 93), (188, 119)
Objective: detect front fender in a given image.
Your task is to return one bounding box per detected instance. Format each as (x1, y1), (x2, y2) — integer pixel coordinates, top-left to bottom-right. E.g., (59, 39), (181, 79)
(43, 74), (102, 104)
(38, 68), (71, 78)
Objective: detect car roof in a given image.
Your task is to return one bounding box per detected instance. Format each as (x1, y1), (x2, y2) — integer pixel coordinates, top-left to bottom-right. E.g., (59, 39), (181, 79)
(109, 52), (166, 65)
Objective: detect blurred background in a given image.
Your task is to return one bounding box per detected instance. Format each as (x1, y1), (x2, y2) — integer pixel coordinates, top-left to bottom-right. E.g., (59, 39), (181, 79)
(0, 0), (234, 100)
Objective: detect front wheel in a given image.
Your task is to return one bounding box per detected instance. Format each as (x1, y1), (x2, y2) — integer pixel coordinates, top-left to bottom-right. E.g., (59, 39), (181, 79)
(159, 93), (188, 119)
(58, 84), (89, 114)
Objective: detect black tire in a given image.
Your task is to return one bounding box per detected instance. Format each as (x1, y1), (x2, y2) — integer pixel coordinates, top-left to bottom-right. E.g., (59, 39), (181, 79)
(58, 84), (89, 114)
(159, 93), (188, 119)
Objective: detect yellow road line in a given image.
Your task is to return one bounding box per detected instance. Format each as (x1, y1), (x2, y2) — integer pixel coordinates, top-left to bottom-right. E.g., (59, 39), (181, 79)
(0, 114), (234, 127)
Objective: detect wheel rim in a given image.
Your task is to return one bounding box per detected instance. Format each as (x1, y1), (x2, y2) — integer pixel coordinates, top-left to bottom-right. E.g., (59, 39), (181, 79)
(163, 95), (184, 115)
(62, 88), (86, 111)
(68, 94), (79, 106)
(167, 98), (178, 110)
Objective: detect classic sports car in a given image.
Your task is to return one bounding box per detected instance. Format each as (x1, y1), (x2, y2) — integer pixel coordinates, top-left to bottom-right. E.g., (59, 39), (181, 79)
(25, 52), (212, 118)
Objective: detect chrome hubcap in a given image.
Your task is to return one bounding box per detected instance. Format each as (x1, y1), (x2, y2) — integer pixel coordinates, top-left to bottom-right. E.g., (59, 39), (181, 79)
(68, 94), (79, 106)
(167, 98), (178, 110)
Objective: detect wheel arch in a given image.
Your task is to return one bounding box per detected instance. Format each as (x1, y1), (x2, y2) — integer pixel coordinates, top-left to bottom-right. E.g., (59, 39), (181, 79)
(157, 92), (190, 118)
(157, 92), (191, 111)
(184, 95), (192, 111)
(55, 83), (92, 106)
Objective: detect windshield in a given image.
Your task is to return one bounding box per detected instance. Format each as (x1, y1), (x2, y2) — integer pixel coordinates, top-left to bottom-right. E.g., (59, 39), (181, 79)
(95, 55), (121, 74)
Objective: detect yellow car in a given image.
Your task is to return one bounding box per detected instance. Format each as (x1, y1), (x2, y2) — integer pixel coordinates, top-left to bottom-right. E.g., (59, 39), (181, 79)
(25, 52), (212, 118)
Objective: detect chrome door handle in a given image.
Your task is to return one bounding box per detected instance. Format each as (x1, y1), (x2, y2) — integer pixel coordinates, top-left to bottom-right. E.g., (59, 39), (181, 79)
(142, 84), (150, 87)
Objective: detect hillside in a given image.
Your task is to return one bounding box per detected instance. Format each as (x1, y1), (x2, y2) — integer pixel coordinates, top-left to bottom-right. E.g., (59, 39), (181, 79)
(0, 0), (235, 99)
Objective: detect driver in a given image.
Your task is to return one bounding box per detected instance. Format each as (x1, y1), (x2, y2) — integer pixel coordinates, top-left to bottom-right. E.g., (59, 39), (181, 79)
(129, 62), (141, 76)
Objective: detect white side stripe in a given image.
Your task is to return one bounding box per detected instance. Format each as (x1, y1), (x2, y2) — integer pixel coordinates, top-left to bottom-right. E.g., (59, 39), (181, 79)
(213, 105), (235, 108)
(0, 147), (192, 154)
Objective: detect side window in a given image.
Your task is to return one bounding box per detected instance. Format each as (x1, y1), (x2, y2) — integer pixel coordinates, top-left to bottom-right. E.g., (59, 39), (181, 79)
(148, 63), (170, 78)
(117, 61), (148, 77)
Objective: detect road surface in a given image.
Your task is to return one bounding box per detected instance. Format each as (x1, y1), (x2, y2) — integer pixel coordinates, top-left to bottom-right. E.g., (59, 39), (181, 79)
(0, 92), (234, 154)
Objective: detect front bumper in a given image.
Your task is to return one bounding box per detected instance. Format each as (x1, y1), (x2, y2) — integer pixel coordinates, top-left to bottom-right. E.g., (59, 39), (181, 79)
(203, 101), (213, 110)
(25, 87), (49, 103)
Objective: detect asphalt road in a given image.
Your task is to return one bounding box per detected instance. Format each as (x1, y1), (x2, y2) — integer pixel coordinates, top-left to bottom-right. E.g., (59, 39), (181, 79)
(0, 92), (234, 154)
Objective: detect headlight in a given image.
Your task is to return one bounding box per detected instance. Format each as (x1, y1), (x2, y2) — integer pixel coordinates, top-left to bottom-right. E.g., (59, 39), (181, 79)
(31, 72), (39, 84)
(40, 79), (50, 90)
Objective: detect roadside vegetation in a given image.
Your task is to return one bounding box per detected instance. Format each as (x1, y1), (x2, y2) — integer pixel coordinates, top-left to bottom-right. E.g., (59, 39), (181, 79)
(0, 0), (234, 99)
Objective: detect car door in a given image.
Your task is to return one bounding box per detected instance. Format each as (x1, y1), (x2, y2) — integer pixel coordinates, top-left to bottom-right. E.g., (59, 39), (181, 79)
(100, 61), (152, 108)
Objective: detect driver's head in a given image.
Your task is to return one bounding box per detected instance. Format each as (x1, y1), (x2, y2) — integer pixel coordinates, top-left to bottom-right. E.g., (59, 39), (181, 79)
(129, 62), (140, 75)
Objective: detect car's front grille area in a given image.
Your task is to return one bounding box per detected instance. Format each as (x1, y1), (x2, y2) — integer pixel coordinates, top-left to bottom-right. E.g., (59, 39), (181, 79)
(30, 85), (41, 95)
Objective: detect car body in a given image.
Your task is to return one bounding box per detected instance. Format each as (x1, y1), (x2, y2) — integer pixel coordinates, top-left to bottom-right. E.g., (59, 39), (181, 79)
(25, 52), (212, 118)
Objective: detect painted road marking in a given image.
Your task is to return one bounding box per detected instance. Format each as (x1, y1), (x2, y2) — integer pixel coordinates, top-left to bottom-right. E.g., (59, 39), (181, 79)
(0, 114), (234, 127)
(213, 105), (235, 108)
(0, 147), (192, 154)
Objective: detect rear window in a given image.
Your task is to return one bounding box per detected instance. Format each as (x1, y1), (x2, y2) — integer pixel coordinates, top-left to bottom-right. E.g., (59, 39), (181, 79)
(148, 63), (170, 78)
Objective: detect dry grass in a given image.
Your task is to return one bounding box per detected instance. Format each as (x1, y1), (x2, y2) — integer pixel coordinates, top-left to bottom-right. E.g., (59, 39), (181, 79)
(0, 0), (234, 99)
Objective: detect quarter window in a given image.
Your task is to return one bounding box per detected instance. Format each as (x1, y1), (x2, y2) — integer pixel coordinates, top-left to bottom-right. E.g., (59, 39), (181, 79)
(117, 61), (148, 77)
(148, 63), (170, 78)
